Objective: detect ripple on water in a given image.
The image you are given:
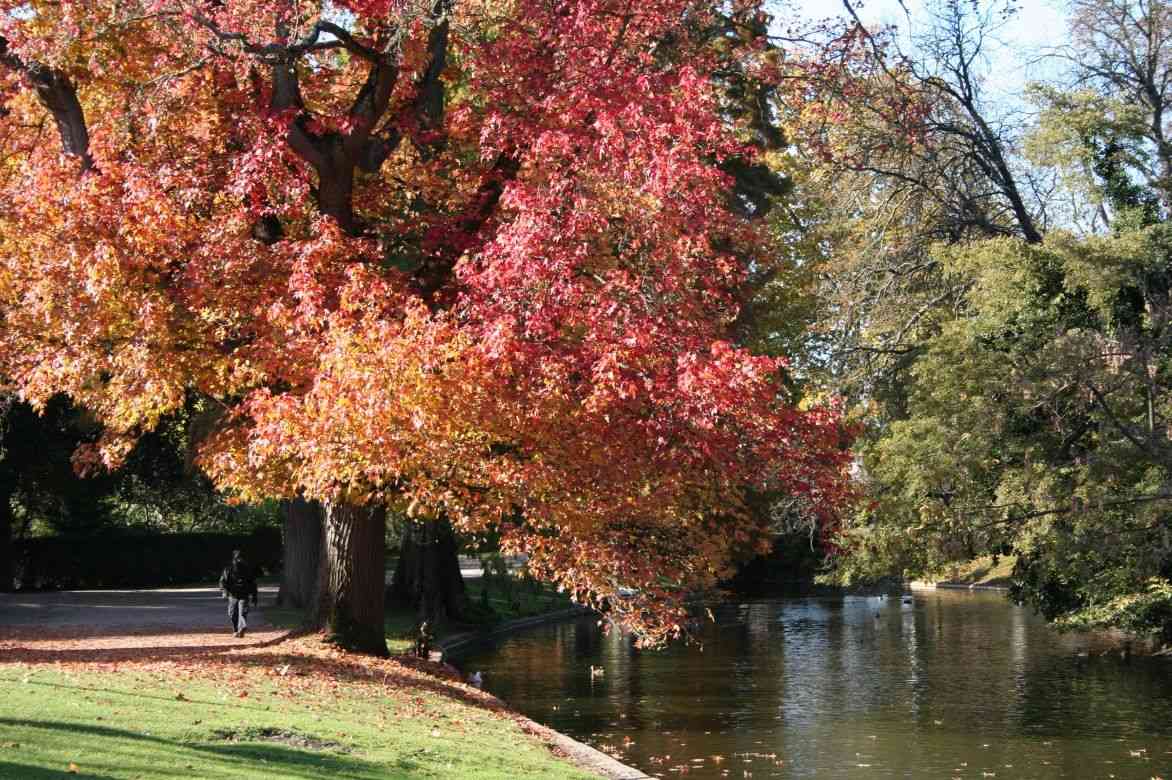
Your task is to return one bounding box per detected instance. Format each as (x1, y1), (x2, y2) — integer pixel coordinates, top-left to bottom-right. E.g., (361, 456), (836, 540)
(458, 591), (1172, 779)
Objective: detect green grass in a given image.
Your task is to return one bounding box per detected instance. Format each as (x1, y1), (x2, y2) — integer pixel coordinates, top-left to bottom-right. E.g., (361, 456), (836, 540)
(938, 555), (1017, 587)
(0, 664), (592, 779)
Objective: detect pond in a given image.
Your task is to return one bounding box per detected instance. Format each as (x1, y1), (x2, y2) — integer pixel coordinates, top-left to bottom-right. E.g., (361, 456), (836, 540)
(455, 590), (1172, 779)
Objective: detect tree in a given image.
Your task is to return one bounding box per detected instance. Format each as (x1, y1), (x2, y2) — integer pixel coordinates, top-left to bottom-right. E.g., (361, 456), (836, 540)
(0, 393), (14, 590)
(772, 0), (1050, 407)
(834, 230), (1172, 639)
(389, 514), (468, 625)
(278, 497), (322, 611)
(0, 0), (853, 651)
(804, 0), (1172, 639)
(0, 396), (116, 538)
(1029, 0), (1172, 225)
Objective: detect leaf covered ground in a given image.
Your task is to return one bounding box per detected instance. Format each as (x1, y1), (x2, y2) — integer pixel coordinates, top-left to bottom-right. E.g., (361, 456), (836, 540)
(0, 623), (594, 779)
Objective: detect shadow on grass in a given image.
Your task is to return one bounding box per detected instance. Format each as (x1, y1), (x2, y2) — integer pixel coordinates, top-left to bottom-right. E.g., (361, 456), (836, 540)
(0, 719), (419, 779)
(16, 679), (286, 715)
(13, 646), (496, 716)
(0, 760), (120, 780)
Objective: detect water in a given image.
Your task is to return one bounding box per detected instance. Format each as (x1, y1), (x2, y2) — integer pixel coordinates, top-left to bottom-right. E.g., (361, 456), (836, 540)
(456, 591), (1172, 778)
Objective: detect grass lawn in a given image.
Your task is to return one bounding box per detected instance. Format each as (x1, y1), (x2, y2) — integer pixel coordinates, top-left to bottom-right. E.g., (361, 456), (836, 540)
(0, 635), (593, 780)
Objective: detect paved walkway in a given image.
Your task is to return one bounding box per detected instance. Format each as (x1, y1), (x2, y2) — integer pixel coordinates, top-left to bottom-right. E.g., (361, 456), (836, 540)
(0, 585), (279, 628)
(0, 586), (288, 662)
(0, 556), (522, 660)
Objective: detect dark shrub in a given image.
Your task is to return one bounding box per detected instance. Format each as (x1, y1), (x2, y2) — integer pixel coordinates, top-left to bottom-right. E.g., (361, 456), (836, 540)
(13, 527), (281, 590)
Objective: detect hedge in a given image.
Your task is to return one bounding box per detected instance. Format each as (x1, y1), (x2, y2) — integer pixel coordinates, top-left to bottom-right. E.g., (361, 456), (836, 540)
(12, 528), (281, 590)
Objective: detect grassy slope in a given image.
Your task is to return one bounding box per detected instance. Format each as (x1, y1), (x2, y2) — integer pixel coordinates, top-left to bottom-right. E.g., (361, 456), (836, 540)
(0, 575), (586, 779)
(0, 653), (592, 780)
(935, 555), (1017, 588)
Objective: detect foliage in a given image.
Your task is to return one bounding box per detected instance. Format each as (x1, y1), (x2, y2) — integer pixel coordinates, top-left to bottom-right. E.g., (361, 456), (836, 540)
(833, 230), (1172, 639)
(757, 0), (1172, 640)
(0, 396), (278, 538)
(13, 527), (281, 590)
(0, 0), (854, 644)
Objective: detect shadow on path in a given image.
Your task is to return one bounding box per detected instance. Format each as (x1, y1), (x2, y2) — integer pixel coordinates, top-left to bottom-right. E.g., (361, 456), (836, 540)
(0, 628), (296, 665)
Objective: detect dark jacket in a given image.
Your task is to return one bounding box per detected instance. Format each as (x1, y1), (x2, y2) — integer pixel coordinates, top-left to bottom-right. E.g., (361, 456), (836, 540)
(219, 559), (258, 600)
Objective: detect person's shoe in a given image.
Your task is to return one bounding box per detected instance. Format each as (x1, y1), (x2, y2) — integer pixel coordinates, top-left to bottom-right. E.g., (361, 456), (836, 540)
(233, 630), (241, 638)
(239, 628), (246, 639)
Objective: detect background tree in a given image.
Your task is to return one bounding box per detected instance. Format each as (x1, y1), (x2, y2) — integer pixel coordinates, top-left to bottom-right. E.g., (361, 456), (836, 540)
(786, 0), (1172, 639)
(277, 498), (322, 611)
(776, 0), (1048, 405)
(0, 393), (14, 591)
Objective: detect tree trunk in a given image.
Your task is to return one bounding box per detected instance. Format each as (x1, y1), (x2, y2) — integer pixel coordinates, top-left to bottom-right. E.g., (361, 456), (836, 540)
(312, 501), (388, 656)
(389, 516), (468, 628)
(0, 476), (13, 593)
(278, 498), (323, 610)
(317, 156), (357, 234)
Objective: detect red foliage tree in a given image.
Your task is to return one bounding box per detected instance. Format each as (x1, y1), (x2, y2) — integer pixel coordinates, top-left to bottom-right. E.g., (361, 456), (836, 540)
(0, 0), (852, 653)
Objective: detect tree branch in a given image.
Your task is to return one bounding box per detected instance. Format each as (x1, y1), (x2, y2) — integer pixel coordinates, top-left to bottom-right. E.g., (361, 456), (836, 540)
(0, 36), (94, 171)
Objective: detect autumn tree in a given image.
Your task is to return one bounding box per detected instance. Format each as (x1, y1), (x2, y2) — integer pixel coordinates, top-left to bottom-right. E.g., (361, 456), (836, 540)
(0, 0), (853, 653)
(1029, 0), (1172, 225)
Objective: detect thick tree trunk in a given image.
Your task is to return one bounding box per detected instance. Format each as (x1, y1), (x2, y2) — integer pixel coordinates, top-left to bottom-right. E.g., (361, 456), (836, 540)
(312, 501), (388, 656)
(389, 516), (467, 627)
(278, 498), (323, 610)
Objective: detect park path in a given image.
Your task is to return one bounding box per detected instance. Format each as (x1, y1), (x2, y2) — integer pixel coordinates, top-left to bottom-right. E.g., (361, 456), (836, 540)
(0, 556), (522, 662)
(0, 585), (288, 662)
(0, 584), (278, 628)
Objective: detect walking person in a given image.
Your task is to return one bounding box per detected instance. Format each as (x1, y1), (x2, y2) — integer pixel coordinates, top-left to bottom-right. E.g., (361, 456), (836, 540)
(219, 549), (258, 638)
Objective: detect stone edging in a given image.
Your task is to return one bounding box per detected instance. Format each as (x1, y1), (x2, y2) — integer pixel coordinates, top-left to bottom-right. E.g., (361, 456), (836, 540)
(435, 607), (652, 780)
(909, 580), (1009, 592)
(508, 707), (653, 780)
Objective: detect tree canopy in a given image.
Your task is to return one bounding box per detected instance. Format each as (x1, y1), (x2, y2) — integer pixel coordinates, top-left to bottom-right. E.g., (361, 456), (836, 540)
(0, 0), (853, 646)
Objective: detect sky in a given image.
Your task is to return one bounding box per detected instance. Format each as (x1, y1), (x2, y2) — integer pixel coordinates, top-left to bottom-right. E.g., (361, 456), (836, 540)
(781, 0), (1073, 103)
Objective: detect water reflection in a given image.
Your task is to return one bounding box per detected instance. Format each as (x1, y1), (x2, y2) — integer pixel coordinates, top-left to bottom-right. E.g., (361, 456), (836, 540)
(457, 591), (1172, 778)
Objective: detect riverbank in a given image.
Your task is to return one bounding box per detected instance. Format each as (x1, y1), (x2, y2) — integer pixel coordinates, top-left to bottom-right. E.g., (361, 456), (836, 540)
(910, 555), (1015, 591)
(270, 575), (654, 777)
(433, 605), (654, 779)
